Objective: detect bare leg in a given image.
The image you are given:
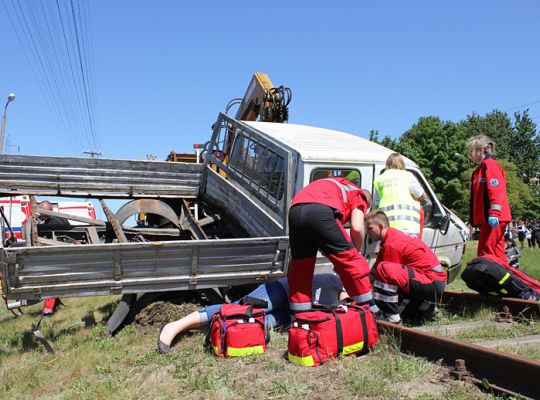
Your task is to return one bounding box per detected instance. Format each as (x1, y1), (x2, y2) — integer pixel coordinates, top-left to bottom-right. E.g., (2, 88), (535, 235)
(159, 311), (204, 347)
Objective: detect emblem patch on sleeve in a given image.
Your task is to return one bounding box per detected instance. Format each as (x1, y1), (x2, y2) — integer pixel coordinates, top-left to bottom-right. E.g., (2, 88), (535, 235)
(489, 178), (499, 186)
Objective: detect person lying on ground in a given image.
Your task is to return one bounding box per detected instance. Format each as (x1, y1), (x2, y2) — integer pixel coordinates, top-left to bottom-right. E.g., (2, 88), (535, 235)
(157, 273), (348, 354)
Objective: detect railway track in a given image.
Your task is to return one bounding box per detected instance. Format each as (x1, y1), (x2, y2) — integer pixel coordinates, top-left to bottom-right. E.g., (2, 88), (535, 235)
(379, 291), (540, 399)
(379, 320), (540, 399)
(443, 290), (540, 319)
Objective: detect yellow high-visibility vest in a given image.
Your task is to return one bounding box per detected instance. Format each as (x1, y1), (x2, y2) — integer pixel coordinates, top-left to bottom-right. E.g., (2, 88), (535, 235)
(374, 169), (421, 235)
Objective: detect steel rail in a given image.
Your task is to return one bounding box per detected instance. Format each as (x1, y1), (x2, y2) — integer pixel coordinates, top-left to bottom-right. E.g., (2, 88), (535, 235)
(378, 320), (540, 399)
(443, 290), (540, 319)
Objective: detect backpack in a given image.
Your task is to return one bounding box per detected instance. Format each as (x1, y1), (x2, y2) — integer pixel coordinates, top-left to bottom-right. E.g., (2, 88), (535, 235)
(461, 256), (540, 299)
(204, 303), (269, 358)
(287, 303), (378, 367)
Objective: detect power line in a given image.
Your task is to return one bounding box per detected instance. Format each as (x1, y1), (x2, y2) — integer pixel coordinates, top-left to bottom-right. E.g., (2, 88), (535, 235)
(505, 100), (540, 113)
(2, 0), (100, 155)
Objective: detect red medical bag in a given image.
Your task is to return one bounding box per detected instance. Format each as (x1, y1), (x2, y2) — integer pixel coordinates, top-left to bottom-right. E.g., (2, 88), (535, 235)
(288, 303), (378, 367)
(205, 303), (269, 358)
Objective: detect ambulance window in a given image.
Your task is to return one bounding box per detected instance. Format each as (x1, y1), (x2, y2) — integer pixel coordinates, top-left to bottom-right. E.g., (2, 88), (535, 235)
(311, 168), (361, 187)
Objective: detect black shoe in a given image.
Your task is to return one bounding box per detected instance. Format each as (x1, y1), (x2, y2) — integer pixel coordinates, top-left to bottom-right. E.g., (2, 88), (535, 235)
(418, 303), (441, 322)
(157, 323), (171, 354)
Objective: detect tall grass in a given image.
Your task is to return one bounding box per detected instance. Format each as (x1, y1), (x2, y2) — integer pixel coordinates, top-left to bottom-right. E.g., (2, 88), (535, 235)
(0, 300), (495, 399)
(3, 241), (534, 399)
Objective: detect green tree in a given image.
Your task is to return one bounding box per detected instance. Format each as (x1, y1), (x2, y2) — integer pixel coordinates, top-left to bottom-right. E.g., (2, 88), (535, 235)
(370, 110), (540, 221)
(511, 109), (540, 183)
(459, 110), (514, 160)
(394, 116), (469, 217)
(369, 129), (397, 150)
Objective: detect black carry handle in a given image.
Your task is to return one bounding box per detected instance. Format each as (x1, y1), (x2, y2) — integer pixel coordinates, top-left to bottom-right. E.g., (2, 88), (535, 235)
(332, 311), (344, 356)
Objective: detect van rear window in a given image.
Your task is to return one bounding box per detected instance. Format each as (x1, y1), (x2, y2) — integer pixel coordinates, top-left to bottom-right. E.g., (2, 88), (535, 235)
(311, 169), (361, 187)
(229, 134), (285, 201)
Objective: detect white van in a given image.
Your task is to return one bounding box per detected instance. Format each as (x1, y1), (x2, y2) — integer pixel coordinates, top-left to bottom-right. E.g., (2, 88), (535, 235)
(242, 121), (469, 283)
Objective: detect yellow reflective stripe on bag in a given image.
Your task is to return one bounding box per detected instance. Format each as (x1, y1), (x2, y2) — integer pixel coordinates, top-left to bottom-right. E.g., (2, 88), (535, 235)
(288, 352), (315, 367)
(342, 341), (364, 356)
(226, 345), (265, 357)
(499, 273), (511, 285)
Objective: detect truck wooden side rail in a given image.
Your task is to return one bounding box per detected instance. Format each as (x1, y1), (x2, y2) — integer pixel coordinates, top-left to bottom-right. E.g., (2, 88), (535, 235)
(0, 237), (288, 300)
(0, 154), (203, 199)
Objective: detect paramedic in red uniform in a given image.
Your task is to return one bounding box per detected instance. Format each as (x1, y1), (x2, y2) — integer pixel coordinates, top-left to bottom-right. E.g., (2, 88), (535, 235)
(287, 177), (377, 314)
(468, 135), (511, 267)
(365, 210), (446, 324)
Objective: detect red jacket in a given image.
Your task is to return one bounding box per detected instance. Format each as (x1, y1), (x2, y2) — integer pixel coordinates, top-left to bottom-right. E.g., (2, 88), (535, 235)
(374, 228), (446, 282)
(291, 178), (368, 224)
(470, 156), (511, 226)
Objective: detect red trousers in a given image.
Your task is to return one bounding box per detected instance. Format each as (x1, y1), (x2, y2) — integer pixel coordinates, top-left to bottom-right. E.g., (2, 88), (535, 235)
(478, 222), (509, 268)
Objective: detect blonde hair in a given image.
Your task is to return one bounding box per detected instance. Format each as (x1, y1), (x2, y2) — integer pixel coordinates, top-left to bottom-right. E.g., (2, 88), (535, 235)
(365, 210), (389, 226)
(385, 153), (406, 170)
(467, 135), (496, 156)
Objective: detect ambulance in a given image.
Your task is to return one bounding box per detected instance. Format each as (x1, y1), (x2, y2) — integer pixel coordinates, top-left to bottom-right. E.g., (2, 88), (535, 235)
(0, 196), (96, 240)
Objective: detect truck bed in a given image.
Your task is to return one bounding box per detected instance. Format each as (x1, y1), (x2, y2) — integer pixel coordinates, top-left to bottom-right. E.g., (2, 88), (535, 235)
(0, 134), (292, 300)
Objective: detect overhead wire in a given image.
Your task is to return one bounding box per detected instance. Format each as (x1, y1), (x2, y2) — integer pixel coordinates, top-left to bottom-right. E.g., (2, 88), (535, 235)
(505, 100), (540, 113)
(55, 0), (91, 151)
(78, 0), (99, 151)
(30, 0), (85, 151)
(70, 0), (97, 151)
(4, 0), (79, 154)
(2, 0), (100, 155)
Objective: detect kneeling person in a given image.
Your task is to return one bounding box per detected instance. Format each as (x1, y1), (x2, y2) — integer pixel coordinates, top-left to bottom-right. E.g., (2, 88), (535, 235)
(365, 210), (446, 324)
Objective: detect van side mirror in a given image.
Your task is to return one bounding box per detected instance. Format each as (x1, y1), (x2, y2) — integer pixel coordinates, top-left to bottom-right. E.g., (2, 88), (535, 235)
(439, 214), (451, 235)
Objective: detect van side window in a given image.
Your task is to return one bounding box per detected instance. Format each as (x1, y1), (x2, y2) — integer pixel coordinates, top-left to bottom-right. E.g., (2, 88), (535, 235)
(229, 134), (285, 201)
(311, 168), (361, 187)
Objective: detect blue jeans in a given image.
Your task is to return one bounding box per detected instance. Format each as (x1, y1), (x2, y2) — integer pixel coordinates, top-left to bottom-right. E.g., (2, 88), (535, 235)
(199, 280), (290, 328)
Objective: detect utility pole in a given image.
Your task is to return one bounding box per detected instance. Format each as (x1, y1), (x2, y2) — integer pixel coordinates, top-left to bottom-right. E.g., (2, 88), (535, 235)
(83, 150), (103, 158)
(0, 93), (16, 154)
(5, 133), (20, 154)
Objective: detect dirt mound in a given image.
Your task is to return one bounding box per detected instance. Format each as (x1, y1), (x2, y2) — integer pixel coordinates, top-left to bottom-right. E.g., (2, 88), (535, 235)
(135, 300), (202, 328)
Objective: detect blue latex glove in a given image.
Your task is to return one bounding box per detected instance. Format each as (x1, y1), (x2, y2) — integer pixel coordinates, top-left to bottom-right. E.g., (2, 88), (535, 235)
(488, 216), (499, 228)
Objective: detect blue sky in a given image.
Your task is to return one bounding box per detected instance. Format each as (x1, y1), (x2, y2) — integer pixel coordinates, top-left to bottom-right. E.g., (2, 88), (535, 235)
(1, 1), (540, 160)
